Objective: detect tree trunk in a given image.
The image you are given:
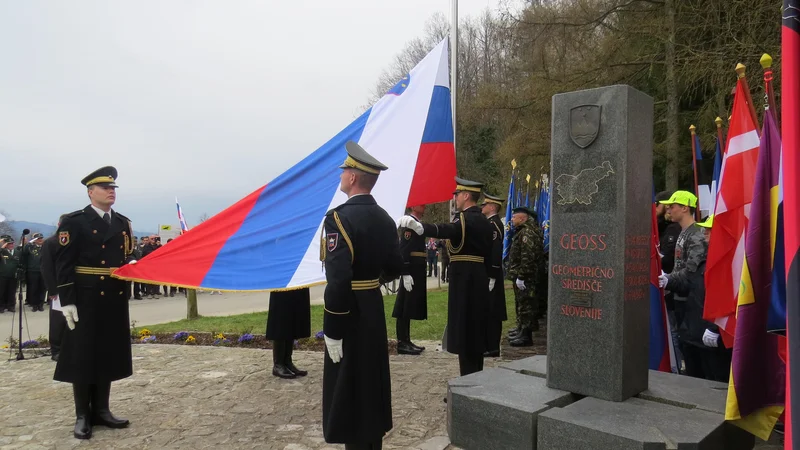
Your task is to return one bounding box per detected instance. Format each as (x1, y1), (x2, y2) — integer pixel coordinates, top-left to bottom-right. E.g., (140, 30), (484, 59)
(664, 0), (679, 191)
(187, 289), (199, 320)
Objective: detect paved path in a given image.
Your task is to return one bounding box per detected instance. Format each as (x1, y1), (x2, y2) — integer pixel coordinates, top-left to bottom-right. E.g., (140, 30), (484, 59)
(0, 342), (463, 449)
(0, 278), (447, 343)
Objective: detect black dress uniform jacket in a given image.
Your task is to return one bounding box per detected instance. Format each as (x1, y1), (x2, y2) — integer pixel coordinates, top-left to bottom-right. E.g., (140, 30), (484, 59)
(321, 194), (403, 445)
(54, 206), (135, 384)
(422, 205), (493, 355)
(487, 215), (507, 322)
(392, 215), (428, 320)
(265, 287), (311, 340)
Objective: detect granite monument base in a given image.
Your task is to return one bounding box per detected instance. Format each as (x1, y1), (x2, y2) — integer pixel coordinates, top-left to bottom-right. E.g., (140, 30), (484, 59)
(447, 368), (578, 450)
(445, 356), (754, 449)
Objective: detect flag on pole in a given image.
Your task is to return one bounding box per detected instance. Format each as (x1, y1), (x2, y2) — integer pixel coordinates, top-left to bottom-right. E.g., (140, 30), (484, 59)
(710, 135), (723, 214)
(176, 198), (189, 235)
(113, 39), (456, 291)
(725, 111), (785, 440)
(503, 160), (517, 263)
(540, 176), (551, 254)
(703, 74), (761, 345)
(782, 1), (800, 447)
(650, 201), (676, 372)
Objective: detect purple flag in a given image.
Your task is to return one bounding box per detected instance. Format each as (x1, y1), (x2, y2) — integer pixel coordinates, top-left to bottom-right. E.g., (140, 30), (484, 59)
(729, 111), (785, 430)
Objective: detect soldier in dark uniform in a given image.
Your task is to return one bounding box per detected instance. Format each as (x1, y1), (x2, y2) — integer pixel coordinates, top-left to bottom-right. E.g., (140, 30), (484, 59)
(392, 204), (427, 355)
(21, 233), (46, 311)
(266, 287), (311, 379)
(322, 141), (403, 450)
(41, 216), (69, 361)
(506, 207), (545, 347)
(400, 177), (493, 376)
(54, 166), (136, 439)
(481, 193), (507, 358)
(0, 236), (20, 313)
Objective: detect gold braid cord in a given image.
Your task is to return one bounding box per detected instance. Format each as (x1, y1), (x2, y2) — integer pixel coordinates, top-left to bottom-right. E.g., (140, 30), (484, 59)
(446, 213), (466, 255)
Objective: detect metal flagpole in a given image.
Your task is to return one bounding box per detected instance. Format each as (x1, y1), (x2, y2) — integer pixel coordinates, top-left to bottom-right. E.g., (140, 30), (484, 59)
(443, 0), (457, 353)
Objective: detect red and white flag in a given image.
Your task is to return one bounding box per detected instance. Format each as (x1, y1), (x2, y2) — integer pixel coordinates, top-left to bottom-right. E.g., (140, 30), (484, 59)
(703, 76), (760, 346)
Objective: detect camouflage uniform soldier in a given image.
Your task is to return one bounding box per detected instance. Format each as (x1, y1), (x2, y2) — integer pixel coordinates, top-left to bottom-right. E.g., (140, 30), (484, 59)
(506, 207), (544, 347)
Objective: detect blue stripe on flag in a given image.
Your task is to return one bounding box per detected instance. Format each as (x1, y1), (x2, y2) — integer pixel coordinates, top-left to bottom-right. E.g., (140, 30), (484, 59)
(649, 284), (666, 369)
(420, 86), (453, 144)
(201, 109), (371, 289)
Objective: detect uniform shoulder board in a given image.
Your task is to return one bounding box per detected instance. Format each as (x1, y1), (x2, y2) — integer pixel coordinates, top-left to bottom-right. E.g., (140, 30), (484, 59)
(115, 212), (132, 222)
(66, 210), (83, 218)
(325, 208), (335, 217)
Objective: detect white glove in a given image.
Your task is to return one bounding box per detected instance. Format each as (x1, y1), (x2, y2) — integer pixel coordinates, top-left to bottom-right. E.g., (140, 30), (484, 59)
(402, 275), (414, 292)
(128, 259), (138, 265)
(489, 278), (496, 291)
(702, 329), (720, 348)
(62, 305), (79, 331)
(398, 215), (424, 235)
(324, 335), (344, 363)
(515, 278), (526, 290)
(658, 271), (669, 289)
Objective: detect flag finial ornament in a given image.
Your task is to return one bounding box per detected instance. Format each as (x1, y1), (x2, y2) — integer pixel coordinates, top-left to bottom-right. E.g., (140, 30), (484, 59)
(715, 117), (723, 128)
(735, 63), (747, 79)
(689, 124), (696, 134)
(759, 54), (773, 69)
(511, 159), (517, 170)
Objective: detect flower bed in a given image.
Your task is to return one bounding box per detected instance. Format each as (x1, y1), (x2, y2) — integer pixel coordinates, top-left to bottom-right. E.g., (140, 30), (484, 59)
(130, 330), (401, 354)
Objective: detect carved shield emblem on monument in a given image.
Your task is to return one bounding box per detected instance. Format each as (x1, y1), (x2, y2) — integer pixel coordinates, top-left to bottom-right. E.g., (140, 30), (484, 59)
(569, 105), (601, 148)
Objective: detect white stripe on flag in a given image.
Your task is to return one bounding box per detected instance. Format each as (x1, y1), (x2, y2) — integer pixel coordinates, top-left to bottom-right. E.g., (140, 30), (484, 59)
(286, 39), (448, 288)
(726, 130), (760, 157)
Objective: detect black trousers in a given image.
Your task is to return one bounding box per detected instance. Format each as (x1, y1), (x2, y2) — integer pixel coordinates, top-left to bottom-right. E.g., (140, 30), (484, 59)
(49, 298), (67, 355)
(396, 318), (411, 343)
(0, 277), (17, 310)
(485, 320), (502, 352)
(26, 272), (46, 307)
(681, 343), (732, 383)
(133, 282), (143, 298)
(458, 353), (484, 376)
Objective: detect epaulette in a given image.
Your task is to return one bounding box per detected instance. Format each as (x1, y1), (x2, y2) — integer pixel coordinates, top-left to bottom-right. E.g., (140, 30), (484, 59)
(325, 204), (347, 217)
(115, 211), (131, 222)
(66, 210), (83, 218)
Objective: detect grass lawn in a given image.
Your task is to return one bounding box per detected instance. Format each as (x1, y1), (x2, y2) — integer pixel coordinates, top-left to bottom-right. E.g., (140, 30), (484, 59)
(142, 287), (518, 341)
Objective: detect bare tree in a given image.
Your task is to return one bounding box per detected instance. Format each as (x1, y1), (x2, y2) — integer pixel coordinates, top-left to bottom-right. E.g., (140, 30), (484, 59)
(198, 213), (210, 223)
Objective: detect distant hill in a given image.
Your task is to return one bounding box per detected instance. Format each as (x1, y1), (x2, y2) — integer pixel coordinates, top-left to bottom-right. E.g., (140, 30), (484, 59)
(7, 221), (154, 239)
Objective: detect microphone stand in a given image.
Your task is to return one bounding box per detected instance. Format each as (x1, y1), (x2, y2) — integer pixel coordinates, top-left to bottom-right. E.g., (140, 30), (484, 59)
(15, 230), (29, 361)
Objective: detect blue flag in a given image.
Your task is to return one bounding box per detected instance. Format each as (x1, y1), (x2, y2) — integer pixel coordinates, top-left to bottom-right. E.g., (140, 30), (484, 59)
(503, 169), (516, 263)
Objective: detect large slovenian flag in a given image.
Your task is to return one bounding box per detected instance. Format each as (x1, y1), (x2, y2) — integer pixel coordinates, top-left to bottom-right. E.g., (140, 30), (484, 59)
(703, 74), (761, 346)
(783, 1), (800, 447)
(725, 111), (785, 440)
(650, 202), (676, 373)
(113, 39), (456, 291)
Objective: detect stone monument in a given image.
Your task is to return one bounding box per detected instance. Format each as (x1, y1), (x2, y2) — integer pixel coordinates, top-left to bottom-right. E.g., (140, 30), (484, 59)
(445, 85), (756, 450)
(546, 85), (652, 401)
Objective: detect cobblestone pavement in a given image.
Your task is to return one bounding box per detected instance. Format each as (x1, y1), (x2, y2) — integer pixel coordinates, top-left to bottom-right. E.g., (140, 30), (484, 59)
(0, 342), (473, 450)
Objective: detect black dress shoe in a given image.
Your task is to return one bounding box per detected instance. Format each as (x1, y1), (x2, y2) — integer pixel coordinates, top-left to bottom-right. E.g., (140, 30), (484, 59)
(74, 415), (92, 439)
(286, 362), (308, 377)
(483, 350), (500, 358)
(93, 410), (130, 428)
(51, 353), (59, 361)
(272, 364), (297, 379)
(397, 341), (422, 355)
(408, 341), (426, 352)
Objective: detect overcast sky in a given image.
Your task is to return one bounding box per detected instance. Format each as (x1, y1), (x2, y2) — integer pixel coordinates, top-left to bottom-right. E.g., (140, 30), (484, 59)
(0, 0), (504, 232)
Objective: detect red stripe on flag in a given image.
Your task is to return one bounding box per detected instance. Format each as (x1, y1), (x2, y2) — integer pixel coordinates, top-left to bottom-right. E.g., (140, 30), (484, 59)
(407, 142), (456, 207)
(113, 186), (265, 287)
